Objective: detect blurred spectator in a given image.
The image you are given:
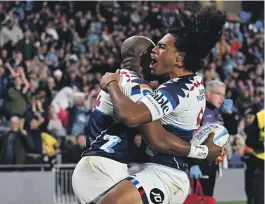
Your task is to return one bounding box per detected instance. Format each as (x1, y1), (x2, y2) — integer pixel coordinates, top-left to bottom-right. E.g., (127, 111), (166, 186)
(67, 94), (89, 136)
(47, 105), (66, 139)
(25, 115), (43, 164)
(27, 116), (43, 153)
(228, 135), (245, 168)
(16, 30), (35, 62)
(0, 65), (10, 119)
(63, 133), (86, 164)
(41, 131), (59, 164)
(0, 18), (23, 51)
(0, 116), (33, 164)
(0, 1), (261, 167)
(6, 71), (29, 117)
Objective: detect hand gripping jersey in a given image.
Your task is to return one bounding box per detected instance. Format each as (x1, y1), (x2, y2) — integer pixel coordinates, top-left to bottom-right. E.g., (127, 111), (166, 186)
(140, 74), (206, 171)
(82, 69), (152, 163)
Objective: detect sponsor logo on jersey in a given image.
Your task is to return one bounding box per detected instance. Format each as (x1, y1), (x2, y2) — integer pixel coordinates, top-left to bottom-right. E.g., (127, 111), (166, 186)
(140, 84), (152, 96)
(149, 90), (171, 115)
(131, 84), (152, 96)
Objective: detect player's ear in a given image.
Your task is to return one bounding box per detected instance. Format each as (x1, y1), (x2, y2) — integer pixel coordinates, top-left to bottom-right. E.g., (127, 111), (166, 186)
(175, 51), (185, 67)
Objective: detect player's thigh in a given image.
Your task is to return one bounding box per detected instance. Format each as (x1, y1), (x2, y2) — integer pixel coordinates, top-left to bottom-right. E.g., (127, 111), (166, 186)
(98, 180), (143, 204)
(97, 168), (165, 204)
(72, 156), (129, 204)
(98, 165), (189, 204)
(134, 164), (190, 204)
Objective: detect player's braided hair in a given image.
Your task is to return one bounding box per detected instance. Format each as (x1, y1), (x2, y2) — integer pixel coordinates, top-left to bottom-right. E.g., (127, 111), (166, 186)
(168, 6), (227, 73)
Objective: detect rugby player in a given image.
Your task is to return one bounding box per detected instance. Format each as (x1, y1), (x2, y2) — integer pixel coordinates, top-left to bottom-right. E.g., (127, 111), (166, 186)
(98, 7), (227, 204)
(72, 35), (223, 204)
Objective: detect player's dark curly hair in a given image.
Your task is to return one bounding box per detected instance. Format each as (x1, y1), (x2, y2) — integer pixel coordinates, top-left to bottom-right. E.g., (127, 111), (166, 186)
(168, 6), (227, 73)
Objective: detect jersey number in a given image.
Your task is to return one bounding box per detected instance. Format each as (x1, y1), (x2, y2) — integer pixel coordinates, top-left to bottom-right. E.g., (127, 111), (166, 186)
(100, 135), (121, 153)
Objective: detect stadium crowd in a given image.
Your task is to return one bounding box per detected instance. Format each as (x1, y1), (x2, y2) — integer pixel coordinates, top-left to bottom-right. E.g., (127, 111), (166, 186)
(0, 1), (263, 168)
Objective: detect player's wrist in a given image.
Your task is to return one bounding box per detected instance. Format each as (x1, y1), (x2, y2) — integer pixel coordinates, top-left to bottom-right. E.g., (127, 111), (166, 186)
(187, 144), (209, 159)
(106, 80), (118, 92)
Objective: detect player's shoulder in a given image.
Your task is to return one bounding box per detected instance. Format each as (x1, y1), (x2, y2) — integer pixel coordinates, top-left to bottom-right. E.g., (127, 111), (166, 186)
(119, 69), (152, 98)
(120, 69), (149, 86)
(165, 74), (202, 87)
(157, 74), (199, 98)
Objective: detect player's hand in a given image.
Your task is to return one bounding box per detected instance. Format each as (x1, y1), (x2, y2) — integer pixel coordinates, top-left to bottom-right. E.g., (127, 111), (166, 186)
(100, 70), (121, 92)
(190, 165), (202, 179)
(205, 132), (226, 162)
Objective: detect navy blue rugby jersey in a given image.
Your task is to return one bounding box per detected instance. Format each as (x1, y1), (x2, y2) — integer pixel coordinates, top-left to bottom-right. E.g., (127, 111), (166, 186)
(82, 69), (152, 163)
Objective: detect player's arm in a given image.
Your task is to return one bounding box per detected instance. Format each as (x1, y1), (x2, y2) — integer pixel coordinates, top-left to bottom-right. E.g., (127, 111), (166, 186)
(104, 74), (222, 160)
(106, 81), (152, 127)
(140, 120), (191, 156)
(102, 70), (177, 127)
(107, 80), (196, 157)
(140, 121), (224, 160)
(105, 80), (177, 127)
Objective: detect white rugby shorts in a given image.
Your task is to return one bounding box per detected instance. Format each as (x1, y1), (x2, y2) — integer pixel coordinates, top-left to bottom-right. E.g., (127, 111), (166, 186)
(126, 163), (190, 204)
(72, 156), (129, 204)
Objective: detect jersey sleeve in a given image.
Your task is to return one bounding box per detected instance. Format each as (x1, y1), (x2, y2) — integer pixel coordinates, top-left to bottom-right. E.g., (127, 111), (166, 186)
(119, 70), (153, 102)
(139, 82), (188, 121)
(139, 76), (195, 121)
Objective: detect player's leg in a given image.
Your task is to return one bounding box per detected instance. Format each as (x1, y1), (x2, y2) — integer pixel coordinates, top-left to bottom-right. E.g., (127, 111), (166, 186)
(98, 166), (168, 204)
(98, 163), (190, 204)
(72, 156), (129, 204)
(97, 172), (164, 204)
(97, 179), (144, 204)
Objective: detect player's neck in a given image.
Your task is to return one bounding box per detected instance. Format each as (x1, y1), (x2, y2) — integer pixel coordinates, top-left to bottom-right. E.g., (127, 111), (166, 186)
(169, 68), (193, 79)
(137, 71), (144, 78)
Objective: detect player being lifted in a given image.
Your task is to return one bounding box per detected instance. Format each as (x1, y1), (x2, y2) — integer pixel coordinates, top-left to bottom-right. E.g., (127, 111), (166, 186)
(98, 6), (227, 204)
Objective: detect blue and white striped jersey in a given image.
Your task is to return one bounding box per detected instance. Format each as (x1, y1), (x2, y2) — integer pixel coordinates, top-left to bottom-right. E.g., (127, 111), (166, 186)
(139, 74), (206, 171)
(82, 69), (152, 163)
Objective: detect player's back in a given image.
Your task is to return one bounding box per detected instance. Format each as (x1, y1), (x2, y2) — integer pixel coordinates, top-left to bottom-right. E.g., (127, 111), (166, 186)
(143, 74), (206, 171)
(83, 69), (152, 164)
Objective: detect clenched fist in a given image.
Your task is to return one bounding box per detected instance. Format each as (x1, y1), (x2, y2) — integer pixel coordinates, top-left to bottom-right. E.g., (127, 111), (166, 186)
(100, 69), (121, 92)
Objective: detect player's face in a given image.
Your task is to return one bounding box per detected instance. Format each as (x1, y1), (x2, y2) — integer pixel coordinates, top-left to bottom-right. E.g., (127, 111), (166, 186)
(141, 43), (155, 81)
(150, 34), (179, 76)
(207, 86), (225, 108)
